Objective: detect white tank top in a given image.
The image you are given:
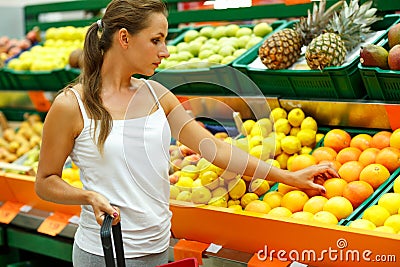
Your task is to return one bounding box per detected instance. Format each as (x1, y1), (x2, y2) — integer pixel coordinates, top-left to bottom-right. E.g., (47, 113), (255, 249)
(69, 80), (172, 258)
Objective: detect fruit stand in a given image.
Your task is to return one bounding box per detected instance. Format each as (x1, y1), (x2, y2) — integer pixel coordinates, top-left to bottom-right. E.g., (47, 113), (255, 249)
(1, 0), (400, 266)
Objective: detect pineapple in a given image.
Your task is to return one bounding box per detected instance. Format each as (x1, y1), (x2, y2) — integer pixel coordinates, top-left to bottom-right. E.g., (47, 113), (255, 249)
(258, 0), (344, 70)
(306, 0), (381, 70)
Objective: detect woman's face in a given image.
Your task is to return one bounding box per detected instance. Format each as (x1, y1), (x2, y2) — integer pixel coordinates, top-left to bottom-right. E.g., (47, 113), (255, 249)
(128, 12), (169, 76)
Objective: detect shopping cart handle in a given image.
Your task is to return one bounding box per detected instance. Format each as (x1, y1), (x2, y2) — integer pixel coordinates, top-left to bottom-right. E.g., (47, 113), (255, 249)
(100, 214), (126, 267)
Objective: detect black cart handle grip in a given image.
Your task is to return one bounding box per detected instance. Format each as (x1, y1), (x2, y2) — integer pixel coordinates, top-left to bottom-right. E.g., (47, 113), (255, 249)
(100, 214), (126, 267)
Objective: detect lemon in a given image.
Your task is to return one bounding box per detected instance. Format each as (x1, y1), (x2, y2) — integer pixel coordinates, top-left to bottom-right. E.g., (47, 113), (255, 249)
(378, 193), (400, 215)
(199, 162), (223, 176)
(212, 187), (228, 198)
(240, 192), (259, 208)
(290, 127), (301, 136)
(191, 178), (203, 189)
(228, 178), (247, 200)
(176, 191), (192, 202)
(281, 136), (301, 155)
(269, 107), (287, 122)
(262, 191), (283, 209)
(170, 185), (180, 199)
(266, 159), (281, 169)
(301, 116), (318, 131)
(249, 145), (271, 161)
(249, 135), (263, 148)
(255, 118), (273, 135)
(349, 219), (376, 230)
(323, 196), (354, 221)
(208, 196), (228, 207)
(191, 187), (212, 204)
(384, 214), (400, 232)
(374, 226), (396, 234)
(262, 136), (281, 156)
(275, 152), (290, 169)
(180, 165), (199, 180)
(300, 146), (313, 155)
(297, 129), (317, 147)
(250, 179), (270, 196)
(362, 205), (391, 227)
(175, 176), (194, 192)
(199, 170), (219, 190)
(316, 133), (325, 143)
(250, 124), (268, 138)
(313, 211), (339, 225)
(241, 119), (256, 136)
(286, 154), (298, 171)
(394, 176), (400, 193)
(224, 136), (234, 144)
(268, 207), (293, 218)
(196, 158), (211, 172)
(235, 138), (250, 152)
(269, 131), (286, 142)
(274, 118), (291, 135)
(70, 180), (83, 189)
(287, 108), (305, 127)
(62, 168), (75, 181)
(290, 211), (314, 221)
(228, 199), (240, 206)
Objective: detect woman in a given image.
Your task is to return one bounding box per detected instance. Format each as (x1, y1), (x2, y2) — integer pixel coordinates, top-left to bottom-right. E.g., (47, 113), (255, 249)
(35, 0), (338, 266)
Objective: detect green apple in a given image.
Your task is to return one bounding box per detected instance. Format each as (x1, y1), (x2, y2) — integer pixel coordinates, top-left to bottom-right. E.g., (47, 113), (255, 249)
(245, 36), (263, 50)
(194, 36), (208, 44)
(167, 53), (180, 61)
(176, 42), (190, 52)
(176, 51), (194, 61)
(253, 22), (273, 37)
(225, 24), (240, 37)
(188, 41), (202, 57)
(237, 35), (251, 48)
(207, 54), (223, 64)
(218, 45), (235, 57)
(167, 45), (178, 54)
(205, 38), (218, 45)
(233, 48), (247, 57)
(198, 49), (214, 60)
(199, 26), (214, 38)
(184, 29), (200, 43)
(235, 27), (252, 38)
(212, 26), (227, 39)
(221, 55), (236, 65)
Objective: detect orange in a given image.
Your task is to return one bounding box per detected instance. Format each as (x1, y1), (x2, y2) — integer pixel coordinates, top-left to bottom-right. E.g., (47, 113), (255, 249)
(323, 196), (354, 220)
(268, 207), (293, 218)
(389, 128), (400, 149)
(277, 183), (298, 195)
(335, 147), (362, 164)
(303, 195), (328, 214)
(262, 191), (283, 209)
(358, 147), (380, 167)
(370, 131), (392, 150)
(244, 200), (271, 214)
(359, 163), (390, 190)
(375, 147), (400, 173)
(290, 211), (315, 221)
(350, 133), (372, 151)
(338, 161), (364, 183)
(324, 129), (351, 153)
(319, 160), (342, 172)
(311, 147), (337, 163)
(281, 190), (309, 213)
(342, 181), (374, 208)
(290, 154), (317, 172)
(322, 178), (348, 199)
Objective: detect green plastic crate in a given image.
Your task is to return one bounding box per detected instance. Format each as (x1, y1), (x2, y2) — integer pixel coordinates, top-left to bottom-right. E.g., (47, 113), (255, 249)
(359, 39), (400, 101)
(233, 14), (400, 99)
(341, 167), (400, 226)
(4, 67), (71, 91)
(152, 20), (288, 96)
(0, 69), (14, 90)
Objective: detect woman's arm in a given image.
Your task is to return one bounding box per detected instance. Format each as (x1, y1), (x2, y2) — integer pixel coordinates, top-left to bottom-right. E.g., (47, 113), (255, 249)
(35, 89), (118, 224)
(154, 82), (338, 193)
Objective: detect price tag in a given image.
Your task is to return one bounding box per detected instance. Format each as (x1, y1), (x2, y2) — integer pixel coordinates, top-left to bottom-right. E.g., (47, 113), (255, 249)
(176, 96), (192, 110)
(285, 0), (310, 5)
(37, 212), (72, 236)
(385, 104), (400, 131)
(0, 201), (24, 224)
(28, 91), (52, 112)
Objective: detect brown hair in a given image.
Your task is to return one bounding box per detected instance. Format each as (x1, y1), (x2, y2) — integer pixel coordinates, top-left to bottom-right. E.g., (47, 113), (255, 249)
(73, 0), (167, 154)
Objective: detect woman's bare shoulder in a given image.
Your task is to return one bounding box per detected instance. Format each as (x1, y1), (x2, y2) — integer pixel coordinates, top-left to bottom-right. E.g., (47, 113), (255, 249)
(50, 85), (82, 118)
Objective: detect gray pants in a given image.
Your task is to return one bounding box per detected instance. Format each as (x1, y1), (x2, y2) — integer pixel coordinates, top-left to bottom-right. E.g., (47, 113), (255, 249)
(73, 242), (169, 267)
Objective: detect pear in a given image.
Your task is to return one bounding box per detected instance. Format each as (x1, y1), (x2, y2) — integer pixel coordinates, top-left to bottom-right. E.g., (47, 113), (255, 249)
(360, 44), (389, 69)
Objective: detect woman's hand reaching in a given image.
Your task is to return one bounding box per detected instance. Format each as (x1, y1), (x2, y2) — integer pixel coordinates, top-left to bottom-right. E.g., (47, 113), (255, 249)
(88, 191), (121, 226)
(286, 162), (340, 194)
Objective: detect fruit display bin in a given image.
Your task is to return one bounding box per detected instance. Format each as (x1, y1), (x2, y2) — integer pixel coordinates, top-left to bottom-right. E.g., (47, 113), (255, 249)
(341, 167), (400, 226)
(151, 20), (288, 96)
(359, 39), (400, 101)
(0, 172), (81, 216)
(0, 68), (13, 90)
(232, 14), (400, 99)
(3, 68), (72, 91)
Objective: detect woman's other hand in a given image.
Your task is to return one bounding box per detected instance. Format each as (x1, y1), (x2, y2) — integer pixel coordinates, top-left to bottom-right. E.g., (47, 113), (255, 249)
(88, 191), (121, 226)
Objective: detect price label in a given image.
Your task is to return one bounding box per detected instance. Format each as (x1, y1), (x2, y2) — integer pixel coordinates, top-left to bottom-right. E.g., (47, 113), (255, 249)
(28, 91), (52, 112)
(0, 201), (24, 224)
(37, 212), (72, 236)
(285, 0), (311, 5)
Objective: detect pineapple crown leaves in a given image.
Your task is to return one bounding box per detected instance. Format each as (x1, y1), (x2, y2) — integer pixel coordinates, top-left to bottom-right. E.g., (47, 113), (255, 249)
(295, 0), (344, 46)
(327, 0), (382, 50)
